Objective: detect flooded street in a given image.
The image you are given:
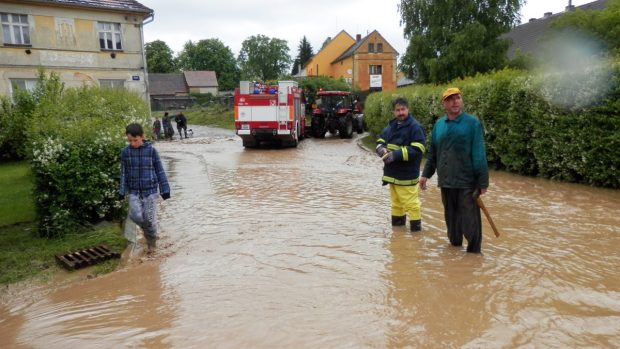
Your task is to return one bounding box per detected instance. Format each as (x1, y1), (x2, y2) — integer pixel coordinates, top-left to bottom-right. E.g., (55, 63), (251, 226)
(1, 126), (619, 348)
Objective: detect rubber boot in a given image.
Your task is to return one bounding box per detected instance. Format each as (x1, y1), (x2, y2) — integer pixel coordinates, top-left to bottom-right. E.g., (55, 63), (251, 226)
(146, 236), (157, 251)
(391, 215), (406, 226)
(410, 219), (421, 232)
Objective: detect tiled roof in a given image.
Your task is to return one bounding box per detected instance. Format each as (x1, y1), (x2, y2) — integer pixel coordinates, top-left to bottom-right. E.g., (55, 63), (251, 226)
(303, 30), (354, 69)
(22, 0), (152, 14)
(183, 71), (218, 88)
(332, 30), (397, 64)
(504, 0), (607, 59)
(148, 74), (188, 96)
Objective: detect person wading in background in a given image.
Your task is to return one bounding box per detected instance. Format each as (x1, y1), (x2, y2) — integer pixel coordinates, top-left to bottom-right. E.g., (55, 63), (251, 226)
(420, 88), (489, 253)
(175, 112), (188, 139)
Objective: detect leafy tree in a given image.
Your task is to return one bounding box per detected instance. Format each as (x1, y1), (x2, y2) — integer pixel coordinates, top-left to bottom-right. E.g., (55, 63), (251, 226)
(145, 40), (176, 73)
(551, 0), (620, 56)
(237, 35), (291, 81)
(177, 39), (240, 90)
(291, 36), (314, 75)
(398, 0), (523, 83)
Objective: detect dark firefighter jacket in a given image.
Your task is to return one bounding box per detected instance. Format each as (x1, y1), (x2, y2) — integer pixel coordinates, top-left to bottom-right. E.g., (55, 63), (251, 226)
(377, 114), (426, 186)
(422, 112), (489, 189)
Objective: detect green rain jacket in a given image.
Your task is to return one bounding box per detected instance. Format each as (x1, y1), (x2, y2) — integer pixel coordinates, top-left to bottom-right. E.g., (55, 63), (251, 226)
(422, 112), (489, 189)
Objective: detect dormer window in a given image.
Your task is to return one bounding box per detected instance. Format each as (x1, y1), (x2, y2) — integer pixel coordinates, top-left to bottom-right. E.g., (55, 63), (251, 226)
(98, 22), (122, 50)
(1, 13), (30, 45)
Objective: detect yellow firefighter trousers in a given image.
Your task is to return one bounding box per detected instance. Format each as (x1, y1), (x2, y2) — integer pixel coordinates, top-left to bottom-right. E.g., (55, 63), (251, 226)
(389, 183), (421, 220)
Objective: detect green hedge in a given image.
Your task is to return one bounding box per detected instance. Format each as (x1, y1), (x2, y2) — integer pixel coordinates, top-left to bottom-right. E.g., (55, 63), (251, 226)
(365, 62), (620, 188)
(5, 71), (150, 237)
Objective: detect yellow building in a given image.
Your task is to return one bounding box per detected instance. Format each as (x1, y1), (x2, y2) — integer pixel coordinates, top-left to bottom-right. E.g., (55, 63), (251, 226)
(304, 30), (398, 92)
(0, 0), (153, 100)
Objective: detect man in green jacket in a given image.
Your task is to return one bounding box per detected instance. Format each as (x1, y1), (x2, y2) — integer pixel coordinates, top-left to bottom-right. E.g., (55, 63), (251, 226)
(420, 88), (489, 253)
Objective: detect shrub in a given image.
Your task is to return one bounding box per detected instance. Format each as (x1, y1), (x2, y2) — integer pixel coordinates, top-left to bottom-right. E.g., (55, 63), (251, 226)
(19, 71), (150, 237)
(0, 70), (62, 161)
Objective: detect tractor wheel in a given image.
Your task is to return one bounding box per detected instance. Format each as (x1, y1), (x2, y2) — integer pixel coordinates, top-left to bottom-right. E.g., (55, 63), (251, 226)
(311, 116), (326, 138)
(339, 115), (354, 139)
(356, 116), (365, 134)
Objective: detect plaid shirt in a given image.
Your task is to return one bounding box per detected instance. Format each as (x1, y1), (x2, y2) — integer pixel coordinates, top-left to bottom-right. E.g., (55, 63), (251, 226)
(119, 141), (170, 197)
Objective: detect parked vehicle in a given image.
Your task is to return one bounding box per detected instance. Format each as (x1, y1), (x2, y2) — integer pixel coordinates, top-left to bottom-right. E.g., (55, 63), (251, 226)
(310, 91), (363, 139)
(234, 81), (306, 148)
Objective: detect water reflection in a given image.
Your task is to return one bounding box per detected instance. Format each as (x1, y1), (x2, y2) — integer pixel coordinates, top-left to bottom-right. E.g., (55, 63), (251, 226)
(1, 263), (175, 348)
(1, 127), (619, 348)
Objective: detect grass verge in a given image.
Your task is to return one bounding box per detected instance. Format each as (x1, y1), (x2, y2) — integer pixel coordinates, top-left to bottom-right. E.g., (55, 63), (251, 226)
(161, 106), (235, 130)
(0, 161), (35, 227)
(0, 221), (126, 285)
(361, 134), (376, 151)
(0, 161), (126, 286)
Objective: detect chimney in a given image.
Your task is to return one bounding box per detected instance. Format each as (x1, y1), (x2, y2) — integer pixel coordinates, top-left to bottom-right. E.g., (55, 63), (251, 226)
(544, 12), (553, 18)
(566, 0), (575, 11)
(356, 34), (361, 42)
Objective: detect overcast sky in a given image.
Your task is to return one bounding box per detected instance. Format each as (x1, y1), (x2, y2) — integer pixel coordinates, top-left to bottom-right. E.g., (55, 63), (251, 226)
(141, 0), (595, 58)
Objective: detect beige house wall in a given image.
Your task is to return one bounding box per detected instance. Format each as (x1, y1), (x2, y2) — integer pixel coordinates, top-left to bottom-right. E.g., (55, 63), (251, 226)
(0, 2), (150, 100)
(353, 52), (397, 91)
(349, 32), (398, 91)
(331, 56), (353, 84)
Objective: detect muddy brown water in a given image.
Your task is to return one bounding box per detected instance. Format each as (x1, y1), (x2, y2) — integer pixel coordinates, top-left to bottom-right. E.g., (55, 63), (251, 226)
(1, 126), (619, 348)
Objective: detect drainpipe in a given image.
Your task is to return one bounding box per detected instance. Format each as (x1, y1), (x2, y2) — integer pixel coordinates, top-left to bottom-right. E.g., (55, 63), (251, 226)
(352, 53), (355, 90)
(140, 12), (154, 114)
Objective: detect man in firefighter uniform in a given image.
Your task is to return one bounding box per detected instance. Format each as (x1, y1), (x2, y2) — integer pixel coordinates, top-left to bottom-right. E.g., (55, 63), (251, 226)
(376, 97), (426, 232)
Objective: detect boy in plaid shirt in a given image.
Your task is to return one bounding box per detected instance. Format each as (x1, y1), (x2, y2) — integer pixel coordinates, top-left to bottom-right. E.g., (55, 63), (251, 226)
(119, 123), (170, 251)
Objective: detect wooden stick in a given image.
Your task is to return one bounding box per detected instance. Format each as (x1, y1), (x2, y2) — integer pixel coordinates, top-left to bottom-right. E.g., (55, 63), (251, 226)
(476, 196), (500, 238)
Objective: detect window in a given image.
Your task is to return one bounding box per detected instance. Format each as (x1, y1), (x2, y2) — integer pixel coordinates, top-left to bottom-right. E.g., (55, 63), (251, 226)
(11, 79), (37, 93)
(1, 13), (30, 45)
(377, 43), (383, 53)
(368, 43), (374, 53)
(98, 22), (122, 50)
(99, 79), (125, 89)
(369, 65), (382, 74)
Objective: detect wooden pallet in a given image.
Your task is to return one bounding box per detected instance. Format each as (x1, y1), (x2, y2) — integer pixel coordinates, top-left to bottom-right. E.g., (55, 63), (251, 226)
(55, 245), (120, 270)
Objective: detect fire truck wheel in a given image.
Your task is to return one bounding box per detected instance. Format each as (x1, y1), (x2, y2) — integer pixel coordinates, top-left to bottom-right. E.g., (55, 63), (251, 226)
(242, 139), (257, 148)
(297, 123), (304, 140)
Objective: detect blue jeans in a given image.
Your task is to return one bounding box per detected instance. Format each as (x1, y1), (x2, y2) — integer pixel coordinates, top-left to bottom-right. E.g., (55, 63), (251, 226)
(128, 193), (158, 239)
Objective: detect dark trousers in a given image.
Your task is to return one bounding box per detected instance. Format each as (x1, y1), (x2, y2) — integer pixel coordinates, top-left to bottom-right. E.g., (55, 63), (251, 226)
(177, 124), (187, 138)
(440, 188), (482, 253)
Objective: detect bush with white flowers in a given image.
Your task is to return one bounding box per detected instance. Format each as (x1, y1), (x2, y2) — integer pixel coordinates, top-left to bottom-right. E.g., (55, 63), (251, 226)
(17, 71), (150, 237)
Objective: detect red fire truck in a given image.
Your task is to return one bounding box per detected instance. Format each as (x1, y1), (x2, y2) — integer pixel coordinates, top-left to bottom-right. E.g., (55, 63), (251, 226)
(234, 81), (306, 148)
